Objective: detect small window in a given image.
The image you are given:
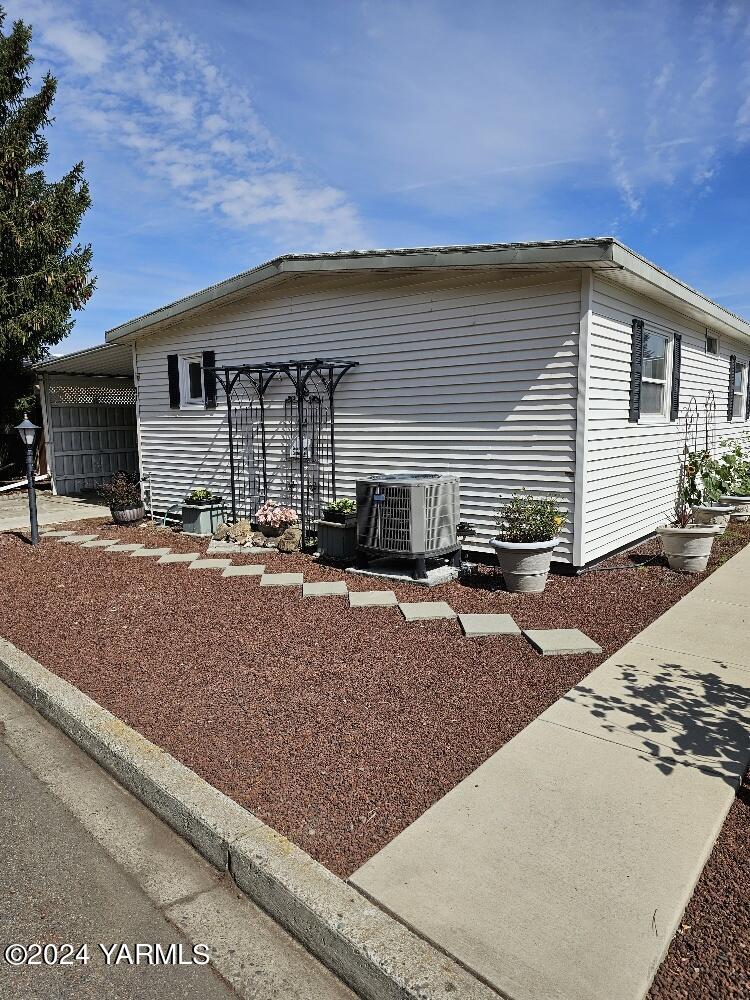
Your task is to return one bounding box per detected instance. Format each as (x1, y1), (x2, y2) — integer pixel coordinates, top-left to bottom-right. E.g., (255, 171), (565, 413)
(179, 355), (204, 407)
(640, 330), (671, 417)
(732, 361), (747, 420)
(705, 333), (719, 356)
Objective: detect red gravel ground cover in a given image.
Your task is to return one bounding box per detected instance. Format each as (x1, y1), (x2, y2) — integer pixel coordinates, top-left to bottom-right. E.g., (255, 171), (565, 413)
(0, 518), (748, 999)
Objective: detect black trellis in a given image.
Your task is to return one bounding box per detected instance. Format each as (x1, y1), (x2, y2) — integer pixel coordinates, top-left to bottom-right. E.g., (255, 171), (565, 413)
(206, 358), (358, 545)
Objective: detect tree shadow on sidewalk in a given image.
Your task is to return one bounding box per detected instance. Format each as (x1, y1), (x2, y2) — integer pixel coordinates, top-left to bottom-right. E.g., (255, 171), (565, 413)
(557, 657), (750, 787)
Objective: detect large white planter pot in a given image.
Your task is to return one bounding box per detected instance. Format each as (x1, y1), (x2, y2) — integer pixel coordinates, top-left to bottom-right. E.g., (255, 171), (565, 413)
(719, 495), (750, 523)
(690, 505), (736, 535)
(657, 524), (720, 573)
(490, 537), (560, 593)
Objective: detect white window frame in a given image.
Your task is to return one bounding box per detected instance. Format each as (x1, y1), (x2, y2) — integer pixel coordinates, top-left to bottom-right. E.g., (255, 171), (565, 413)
(732, 360), (748, 421)
(705, 332), (719, 356)
(639, 327), (673, 423)
(178, 354), (205, 409)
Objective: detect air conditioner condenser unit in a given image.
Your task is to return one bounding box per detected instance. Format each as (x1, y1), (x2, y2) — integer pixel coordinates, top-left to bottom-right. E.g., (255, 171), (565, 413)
(356, 472), (460, 578)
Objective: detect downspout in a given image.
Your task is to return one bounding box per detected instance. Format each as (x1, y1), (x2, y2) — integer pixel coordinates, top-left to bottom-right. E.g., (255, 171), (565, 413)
(572, 268), (594, 569)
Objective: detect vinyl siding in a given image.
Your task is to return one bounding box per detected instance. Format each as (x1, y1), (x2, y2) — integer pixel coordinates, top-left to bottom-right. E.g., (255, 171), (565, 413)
(583, 275), (750, 563)
(134, 269), (581, 561)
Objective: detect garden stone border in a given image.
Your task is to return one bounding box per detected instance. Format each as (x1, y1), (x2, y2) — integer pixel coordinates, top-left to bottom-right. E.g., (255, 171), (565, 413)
(0, 635), (498, 1000)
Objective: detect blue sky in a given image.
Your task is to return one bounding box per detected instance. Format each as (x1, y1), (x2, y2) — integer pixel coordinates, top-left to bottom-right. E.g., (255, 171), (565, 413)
(7, 0), (750, 351)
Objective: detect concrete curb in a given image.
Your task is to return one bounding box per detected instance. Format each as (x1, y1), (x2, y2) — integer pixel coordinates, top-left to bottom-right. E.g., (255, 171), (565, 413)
(0, 636), (499, 1000)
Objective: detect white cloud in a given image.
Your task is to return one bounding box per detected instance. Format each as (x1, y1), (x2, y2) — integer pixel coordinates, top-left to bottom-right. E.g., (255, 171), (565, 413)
(12, 0), (365, 251)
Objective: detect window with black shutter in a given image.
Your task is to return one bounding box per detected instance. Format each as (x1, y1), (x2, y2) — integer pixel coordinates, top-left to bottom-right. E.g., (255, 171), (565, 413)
(669, 333), (681, 421)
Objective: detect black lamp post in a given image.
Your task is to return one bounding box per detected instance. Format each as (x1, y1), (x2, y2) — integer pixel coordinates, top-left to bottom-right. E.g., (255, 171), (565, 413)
(16, 414), (40, 545)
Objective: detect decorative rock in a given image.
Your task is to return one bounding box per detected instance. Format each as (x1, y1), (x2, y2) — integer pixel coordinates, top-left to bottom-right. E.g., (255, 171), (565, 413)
(157, 552), (201, 564)
(348, 590), (398, 608)
(277, 525), (303, 553)
(213, 522), (230, 541)
(222, 565), (265, 577)
(259, 573), (304, 587)
(459, 614), (521, 638)
(399, 601), (457, 622)
(302, 581), (348, 597)
(229, 519), (254, 543)
(523, 628), (603, 656)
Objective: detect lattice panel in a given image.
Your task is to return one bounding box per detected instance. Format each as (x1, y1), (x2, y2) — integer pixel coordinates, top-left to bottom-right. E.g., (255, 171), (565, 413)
(48, 383), (137, 405)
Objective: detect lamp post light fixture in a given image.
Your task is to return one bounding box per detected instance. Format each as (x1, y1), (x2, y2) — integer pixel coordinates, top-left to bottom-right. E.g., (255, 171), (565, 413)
(15, 414), (41, 545)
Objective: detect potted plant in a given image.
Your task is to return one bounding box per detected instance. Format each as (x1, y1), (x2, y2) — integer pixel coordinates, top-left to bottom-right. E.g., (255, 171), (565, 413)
(182, 487), (224, 536)
(713, 436), (750, 522)
(321, 497), (357, 525)
(681, 450), (736, 534)
(490, 493), (564, 593)
(254, 500), (299, 537)
(657, 453), (721, 573)
(98, 471), (144, 525)
(317, 498), (357, 561)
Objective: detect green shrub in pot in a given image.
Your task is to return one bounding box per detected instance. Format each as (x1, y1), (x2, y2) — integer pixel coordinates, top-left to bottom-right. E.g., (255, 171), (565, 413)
(490, 492), (564, 593)
(322, 497), (356, 524)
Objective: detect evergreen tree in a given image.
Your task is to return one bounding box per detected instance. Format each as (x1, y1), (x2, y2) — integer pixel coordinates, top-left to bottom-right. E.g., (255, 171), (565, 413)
(0, 6), (95, 462)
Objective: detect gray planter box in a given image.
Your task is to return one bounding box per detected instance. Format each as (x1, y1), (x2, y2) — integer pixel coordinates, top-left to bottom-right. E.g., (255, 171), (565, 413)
(317, 519), (357, 562)
(182, 503), (225, 536)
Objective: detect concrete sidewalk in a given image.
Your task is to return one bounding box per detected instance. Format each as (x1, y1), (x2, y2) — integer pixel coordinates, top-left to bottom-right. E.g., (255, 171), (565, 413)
(351, 543), (750, 1000)
(0, 490), (109, 533)
(0, 683), (355, 1000)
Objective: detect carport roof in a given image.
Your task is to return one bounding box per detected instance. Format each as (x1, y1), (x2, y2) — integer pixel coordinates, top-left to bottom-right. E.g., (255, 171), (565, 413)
(36, 341), (133, 379)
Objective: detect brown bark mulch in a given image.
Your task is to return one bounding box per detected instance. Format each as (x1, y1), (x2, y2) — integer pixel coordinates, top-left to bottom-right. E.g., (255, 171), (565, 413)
(0, 517), (748, 999)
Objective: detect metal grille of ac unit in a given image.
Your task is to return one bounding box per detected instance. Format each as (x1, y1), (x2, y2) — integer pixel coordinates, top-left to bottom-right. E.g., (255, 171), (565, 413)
(356, 473), (459, 558)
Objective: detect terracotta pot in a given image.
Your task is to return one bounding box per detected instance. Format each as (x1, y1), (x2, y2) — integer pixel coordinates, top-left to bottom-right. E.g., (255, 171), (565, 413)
(490, 537), (560, 593)
(657, 524), (720, 573)
(111, 505), (144, 525)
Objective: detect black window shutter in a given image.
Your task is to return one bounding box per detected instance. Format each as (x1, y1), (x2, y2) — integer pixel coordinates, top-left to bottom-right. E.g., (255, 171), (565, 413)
(746, 370), (750, 421)
(728, 354), (737, 420)
(167, 354), (180, 409)
(203, 350), (217, 409)
(629, 318), (644, 423)
(669, 333), (682, 421)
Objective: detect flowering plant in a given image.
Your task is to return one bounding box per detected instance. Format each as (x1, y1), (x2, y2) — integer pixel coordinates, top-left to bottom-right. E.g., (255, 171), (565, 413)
(496, 492), (564, 543)
(254, 500), (298, 529)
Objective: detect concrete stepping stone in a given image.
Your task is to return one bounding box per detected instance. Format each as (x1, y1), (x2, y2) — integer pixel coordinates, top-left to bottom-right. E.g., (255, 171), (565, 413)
(260, 573), (304, 587)
(188, 558), (232, 570)
(349, 590), (398, 608)
(222, 564), (265, 577)
(523, 628), (602, 656)
(459, 613), (521, 637)
(79, 539), (119, 548)
(130, 547), (173, 558)
(41, 530), (76, 538)
(208, 540), (267, 555)
(104, 542), (147, 552)
(302, 581), (348, 598)
(399, 601), (457, 622)
(157, 552), (201, 564)
(58, 534), (99, 544)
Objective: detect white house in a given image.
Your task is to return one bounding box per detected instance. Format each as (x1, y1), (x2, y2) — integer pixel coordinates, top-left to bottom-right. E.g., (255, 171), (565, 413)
(36, 238), (750, 570)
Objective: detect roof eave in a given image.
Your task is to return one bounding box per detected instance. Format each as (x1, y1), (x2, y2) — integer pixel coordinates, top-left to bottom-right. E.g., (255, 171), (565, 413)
(104, 240), (618, 344)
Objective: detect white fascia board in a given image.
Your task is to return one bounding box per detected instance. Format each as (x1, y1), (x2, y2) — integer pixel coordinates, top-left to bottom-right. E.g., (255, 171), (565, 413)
(610, 241), (750, 344)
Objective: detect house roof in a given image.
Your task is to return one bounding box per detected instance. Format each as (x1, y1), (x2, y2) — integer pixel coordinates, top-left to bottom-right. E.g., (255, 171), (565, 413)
(94, 237), (750, 347)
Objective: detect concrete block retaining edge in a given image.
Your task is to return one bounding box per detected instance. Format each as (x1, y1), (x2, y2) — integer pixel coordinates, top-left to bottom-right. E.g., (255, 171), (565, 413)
(0, 635), (498, 1000)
